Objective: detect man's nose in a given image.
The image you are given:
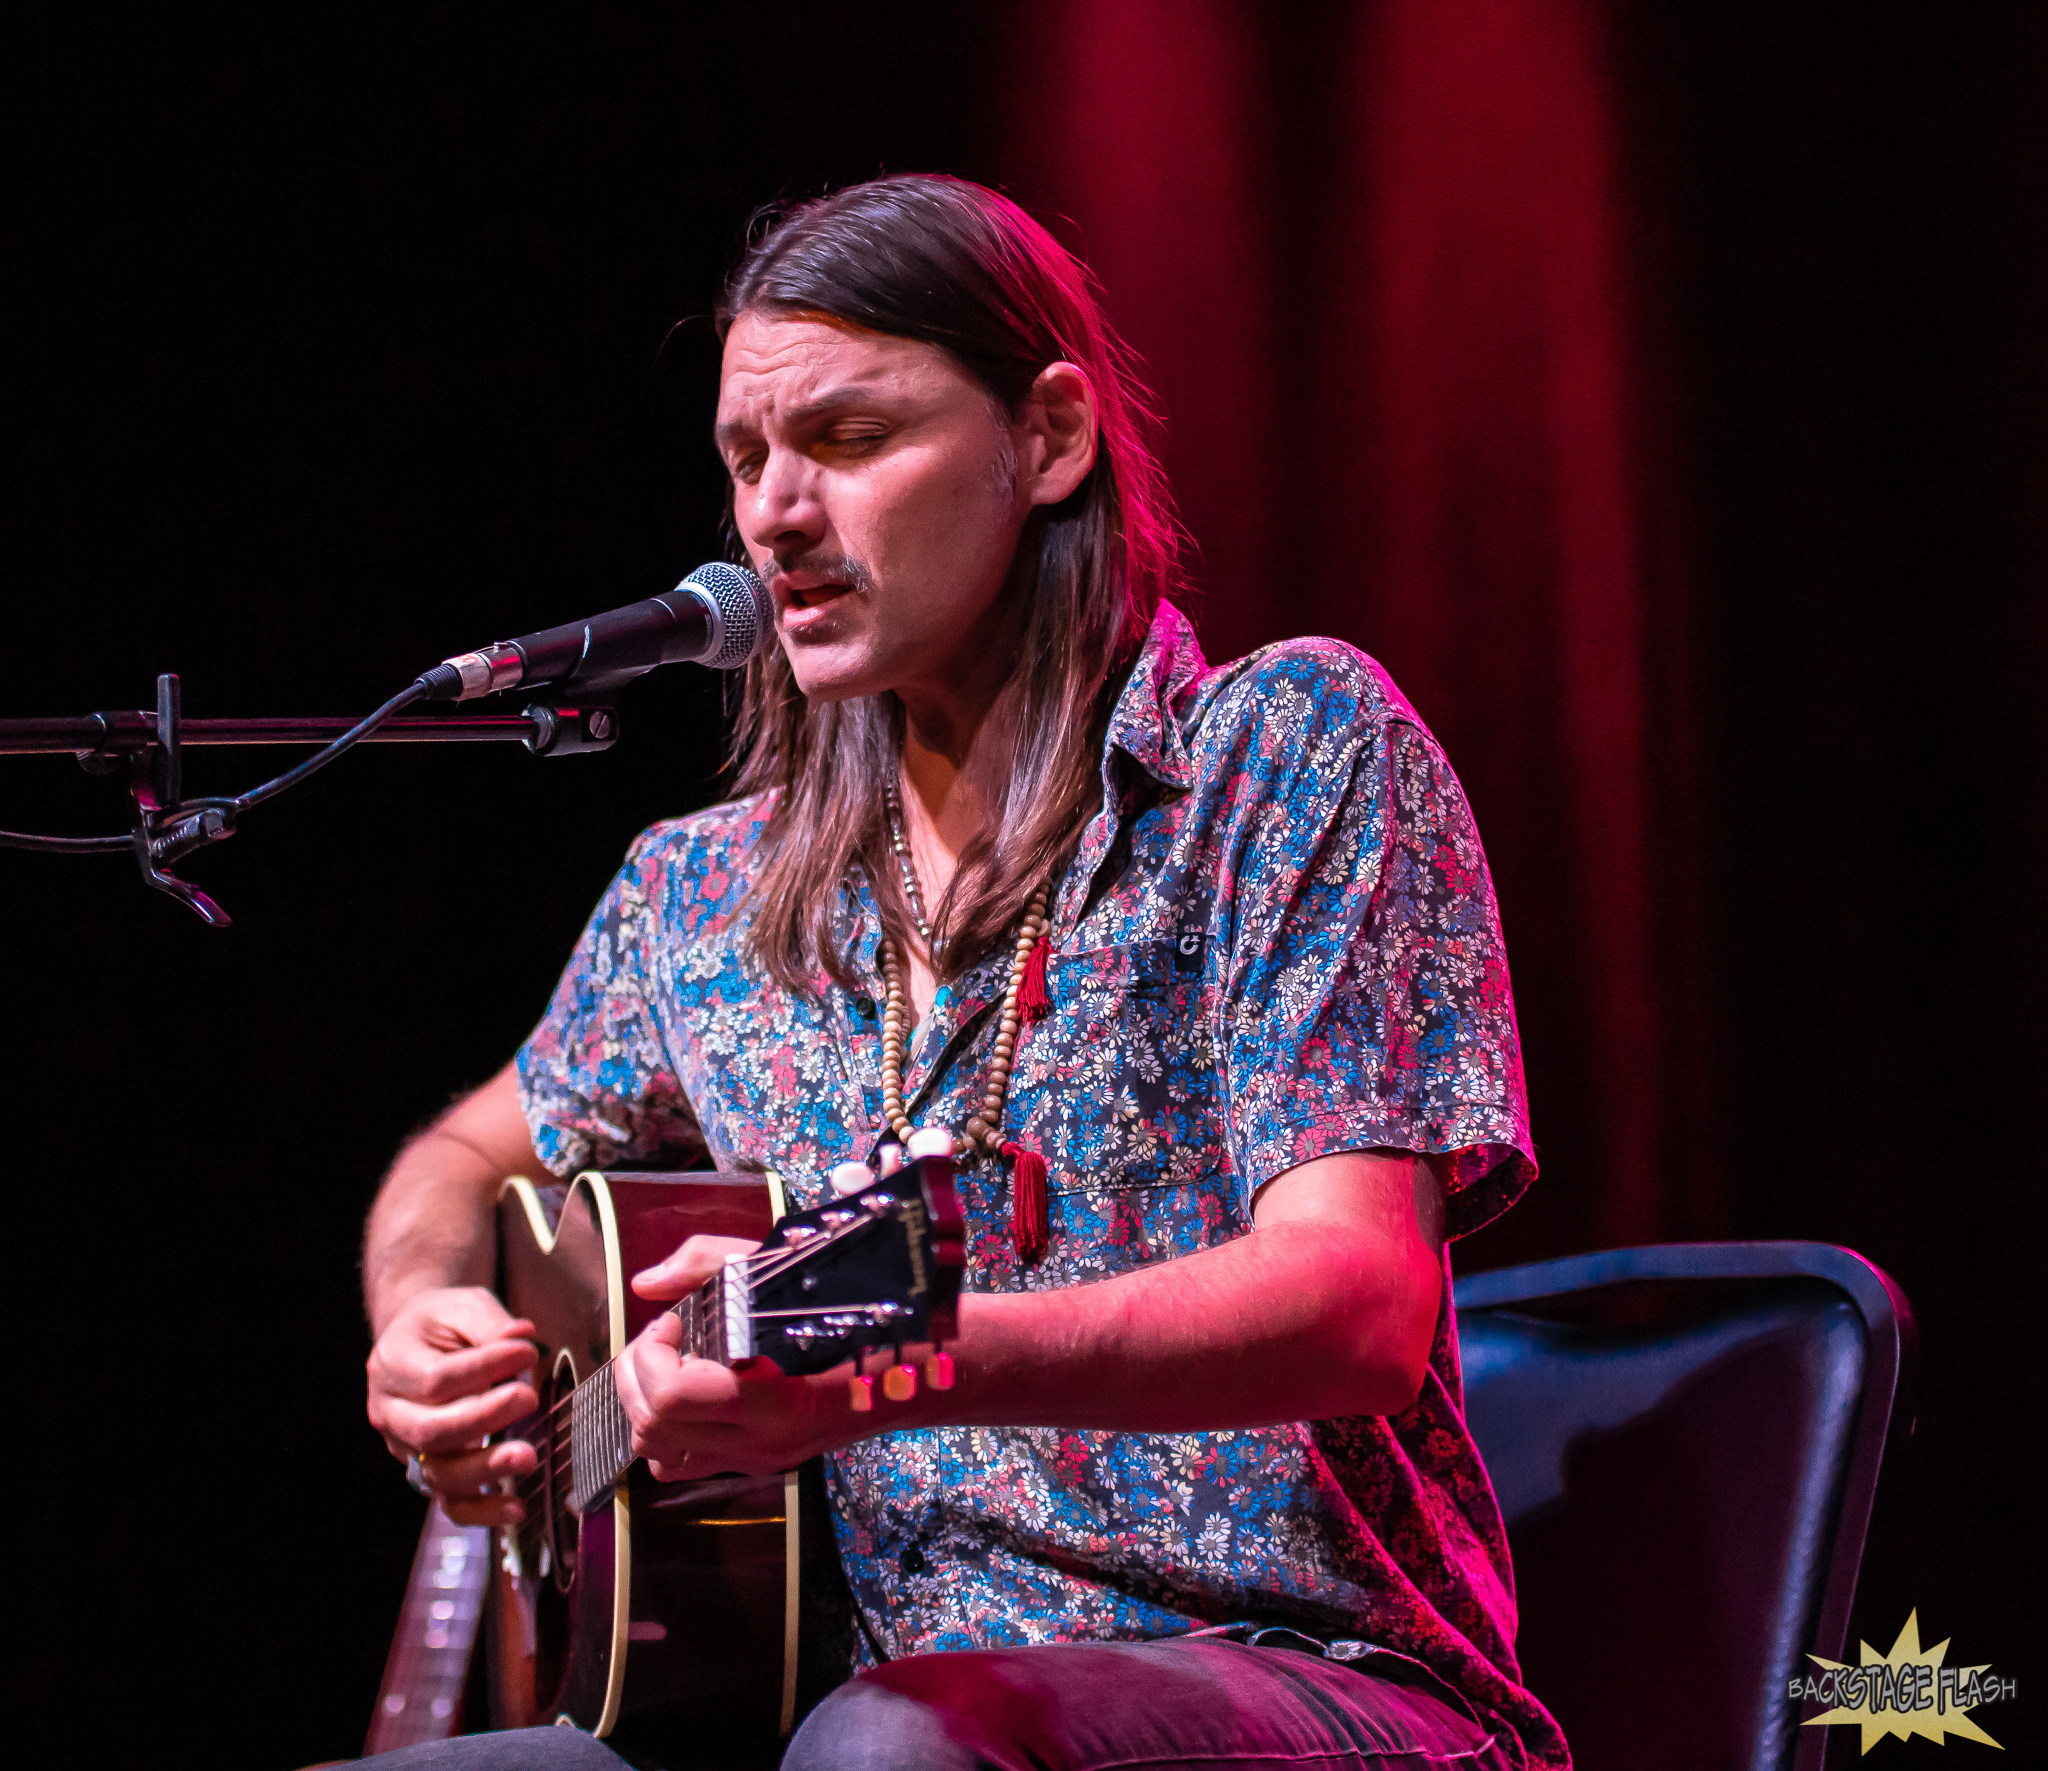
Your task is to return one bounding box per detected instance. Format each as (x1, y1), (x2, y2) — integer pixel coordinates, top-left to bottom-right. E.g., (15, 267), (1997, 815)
(739, 448), (827, 554)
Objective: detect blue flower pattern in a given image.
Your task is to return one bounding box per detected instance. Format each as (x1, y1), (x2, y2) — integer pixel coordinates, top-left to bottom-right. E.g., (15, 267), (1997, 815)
(519, 603), (1565, 1768)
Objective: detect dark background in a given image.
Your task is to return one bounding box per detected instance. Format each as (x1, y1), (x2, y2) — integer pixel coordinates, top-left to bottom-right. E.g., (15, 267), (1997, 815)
(5, 4), (2039, 1763)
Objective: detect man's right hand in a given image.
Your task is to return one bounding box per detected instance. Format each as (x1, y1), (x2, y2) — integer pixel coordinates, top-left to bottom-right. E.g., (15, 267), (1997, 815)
(366, 1284), (541, 1528)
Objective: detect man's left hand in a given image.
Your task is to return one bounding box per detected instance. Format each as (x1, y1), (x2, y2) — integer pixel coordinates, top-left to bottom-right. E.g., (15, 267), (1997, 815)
(617, 1232), (849, 1479)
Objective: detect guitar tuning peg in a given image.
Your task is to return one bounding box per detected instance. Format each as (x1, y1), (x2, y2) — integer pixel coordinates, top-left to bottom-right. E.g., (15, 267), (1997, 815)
(875, 1141), (905, 1177)
(923, 1351), (956, 1391)
(882, 1362), (917, 1403)
(829, 1160), (875, 1197)
(848, 1373), (876, 1412)
(905, 1127), (955, 1161)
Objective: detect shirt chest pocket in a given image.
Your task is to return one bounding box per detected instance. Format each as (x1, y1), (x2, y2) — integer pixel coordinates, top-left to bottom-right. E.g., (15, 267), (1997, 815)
(1034, 938), (1224, 1192)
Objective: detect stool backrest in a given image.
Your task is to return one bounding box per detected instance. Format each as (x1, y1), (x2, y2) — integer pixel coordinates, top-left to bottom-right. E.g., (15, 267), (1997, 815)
(1455, 1242), (1916, 1771)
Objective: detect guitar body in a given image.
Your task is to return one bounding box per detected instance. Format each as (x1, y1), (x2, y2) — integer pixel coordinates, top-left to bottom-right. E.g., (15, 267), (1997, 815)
(490, 1170), (799, 1765)
(373, 1152), (959, 1763)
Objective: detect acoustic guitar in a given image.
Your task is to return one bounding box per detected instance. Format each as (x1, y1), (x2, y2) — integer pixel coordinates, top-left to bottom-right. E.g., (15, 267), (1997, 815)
(368, 1136), (965, 1766)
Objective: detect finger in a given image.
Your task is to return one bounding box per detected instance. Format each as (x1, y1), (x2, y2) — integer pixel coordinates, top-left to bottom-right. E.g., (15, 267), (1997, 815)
(616, 1336), (695, 1454)
(630, 1233), (761, 1300)
(611, 1330), (659, 1427)
(373, 1334), (539, 1407)
(442, 1493), (525, 1529)
(415, 1288), (536, 1351)
(423, 1440), (536, 1499)
(636, 1323), (747, 1409)
(381, 1377), (540, 1454)
(619, 1336), (741, 1453)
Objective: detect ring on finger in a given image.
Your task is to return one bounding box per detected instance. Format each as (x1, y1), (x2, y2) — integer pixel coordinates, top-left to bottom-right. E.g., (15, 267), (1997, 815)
(406, 1452), (432, 1496)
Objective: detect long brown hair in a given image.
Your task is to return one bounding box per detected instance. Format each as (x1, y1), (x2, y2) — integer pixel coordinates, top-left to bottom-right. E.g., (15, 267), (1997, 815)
(718, 174), (1183, 992)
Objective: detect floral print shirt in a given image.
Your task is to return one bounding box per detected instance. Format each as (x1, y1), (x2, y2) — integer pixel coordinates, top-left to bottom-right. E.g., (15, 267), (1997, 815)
(519, 602), (1565, 1768)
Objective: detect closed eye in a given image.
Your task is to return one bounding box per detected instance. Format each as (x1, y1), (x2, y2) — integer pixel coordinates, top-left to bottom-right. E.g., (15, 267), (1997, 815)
(818, 424), (890, 456)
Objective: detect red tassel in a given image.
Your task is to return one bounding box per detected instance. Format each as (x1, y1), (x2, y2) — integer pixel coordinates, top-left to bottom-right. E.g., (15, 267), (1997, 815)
(1004, 1141), (1049, 1262)
(1018, 936), (1051, 1024)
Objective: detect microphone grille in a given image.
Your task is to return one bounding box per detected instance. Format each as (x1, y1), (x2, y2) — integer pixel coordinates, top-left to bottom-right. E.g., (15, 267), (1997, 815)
(681, 561), (775, 670)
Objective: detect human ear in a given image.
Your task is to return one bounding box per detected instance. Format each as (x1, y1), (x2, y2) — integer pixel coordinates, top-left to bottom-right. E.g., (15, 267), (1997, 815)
(1017, 362), (1098, 508)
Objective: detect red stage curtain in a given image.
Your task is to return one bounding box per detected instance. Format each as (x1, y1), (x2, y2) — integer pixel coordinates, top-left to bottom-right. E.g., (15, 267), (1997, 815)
(1001, 0), (1723, 1263)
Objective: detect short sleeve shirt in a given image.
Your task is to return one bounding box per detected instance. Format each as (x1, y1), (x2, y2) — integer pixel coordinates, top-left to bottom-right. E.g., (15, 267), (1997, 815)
(519, 603), (1566, 1768)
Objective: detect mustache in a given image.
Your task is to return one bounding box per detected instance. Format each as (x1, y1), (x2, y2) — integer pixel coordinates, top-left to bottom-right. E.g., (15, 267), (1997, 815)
(769, 549), (875, 595)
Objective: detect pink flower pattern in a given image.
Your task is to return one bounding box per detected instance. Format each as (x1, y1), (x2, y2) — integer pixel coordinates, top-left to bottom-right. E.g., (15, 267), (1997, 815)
(519, 604), (1565, 1768)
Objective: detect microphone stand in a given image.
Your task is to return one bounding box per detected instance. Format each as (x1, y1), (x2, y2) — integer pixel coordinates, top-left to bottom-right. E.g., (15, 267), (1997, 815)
(0, 672), (619, 926)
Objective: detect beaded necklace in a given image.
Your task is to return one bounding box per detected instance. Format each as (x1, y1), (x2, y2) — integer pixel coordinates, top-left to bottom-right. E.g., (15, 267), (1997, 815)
(879, 780), (1052, 1258)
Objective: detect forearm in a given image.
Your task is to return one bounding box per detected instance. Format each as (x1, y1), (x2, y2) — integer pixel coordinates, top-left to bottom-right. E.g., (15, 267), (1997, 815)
(907, 1215), (1441, 1433)
(362, 1062), (542, 1334)
(619, 1149), (1447, 1475)
(362, 1137), (500, 1333)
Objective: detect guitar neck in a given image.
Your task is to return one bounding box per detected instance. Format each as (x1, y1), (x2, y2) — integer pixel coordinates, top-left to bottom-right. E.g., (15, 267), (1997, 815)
(566, 1265), (735, 1512)
(552, 1159), (962, 1515)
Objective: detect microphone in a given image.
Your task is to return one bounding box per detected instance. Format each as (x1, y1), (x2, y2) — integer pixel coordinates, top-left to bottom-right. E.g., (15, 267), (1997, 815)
(414, 561), (774, 702)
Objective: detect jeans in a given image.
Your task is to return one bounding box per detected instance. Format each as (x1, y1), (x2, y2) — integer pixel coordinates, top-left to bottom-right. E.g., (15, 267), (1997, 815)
(355, 1635), (1518, 1770)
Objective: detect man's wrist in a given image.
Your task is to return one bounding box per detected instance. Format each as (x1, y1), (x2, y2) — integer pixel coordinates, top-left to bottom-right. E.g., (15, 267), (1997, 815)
(365, 1267), (484, 1339)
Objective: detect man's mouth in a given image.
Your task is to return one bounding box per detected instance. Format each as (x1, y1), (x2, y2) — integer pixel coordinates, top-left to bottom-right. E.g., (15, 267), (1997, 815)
(772, 573), (853, 612)
(768, 556), (873, 629)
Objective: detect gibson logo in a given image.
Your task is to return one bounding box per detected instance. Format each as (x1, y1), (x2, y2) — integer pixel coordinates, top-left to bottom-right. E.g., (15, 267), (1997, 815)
(901, 1198), (929, 1297)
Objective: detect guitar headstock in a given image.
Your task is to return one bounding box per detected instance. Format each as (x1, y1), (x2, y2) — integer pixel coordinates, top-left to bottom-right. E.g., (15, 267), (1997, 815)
(730, 1142), (965, 1406)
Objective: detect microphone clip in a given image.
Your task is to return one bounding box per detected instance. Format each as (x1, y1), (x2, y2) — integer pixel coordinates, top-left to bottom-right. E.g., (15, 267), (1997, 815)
(8, 671), (636, 928)
(521, 703), (620, 757)
(117, 673), (238, 926)
(104, 687), (615, 924)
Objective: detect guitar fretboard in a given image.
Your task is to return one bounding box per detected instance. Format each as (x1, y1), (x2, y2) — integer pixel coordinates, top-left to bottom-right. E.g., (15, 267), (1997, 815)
(566, 1263), (732, 1513)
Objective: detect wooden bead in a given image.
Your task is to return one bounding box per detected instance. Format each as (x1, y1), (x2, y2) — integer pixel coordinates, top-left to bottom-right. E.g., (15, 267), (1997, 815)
(868, 901), (1049, 1180)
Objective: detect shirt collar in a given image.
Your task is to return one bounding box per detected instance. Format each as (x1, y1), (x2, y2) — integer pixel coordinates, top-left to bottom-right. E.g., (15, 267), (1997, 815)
(1101, 601), (1205, 791)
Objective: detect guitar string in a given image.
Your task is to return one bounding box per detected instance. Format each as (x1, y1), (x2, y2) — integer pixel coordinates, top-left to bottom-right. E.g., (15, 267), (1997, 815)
(511, 1233), (782, 1440)
(522, 1281), (906, 1498)
(512, 1280), (721, 1508)
(520, 1204), (899, 1461)
(501, 1198), (916, 1509)
(513, 1271), (880, 1511)
(505, 1292), (689, 1512)
(524, 1205), (886, 1437)
(522, 1295), (906, 1506)
(521, 1279), (731, 1502)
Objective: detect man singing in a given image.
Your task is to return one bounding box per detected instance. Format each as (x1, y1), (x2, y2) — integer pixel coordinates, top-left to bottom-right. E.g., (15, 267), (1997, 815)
(361, 174), (1568, 1770)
